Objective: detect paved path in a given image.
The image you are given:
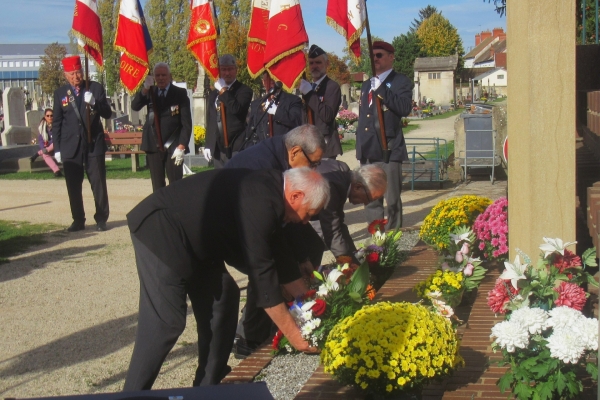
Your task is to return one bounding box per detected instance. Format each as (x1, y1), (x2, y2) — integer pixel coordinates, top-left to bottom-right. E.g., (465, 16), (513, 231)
(0, 135), (506, 398)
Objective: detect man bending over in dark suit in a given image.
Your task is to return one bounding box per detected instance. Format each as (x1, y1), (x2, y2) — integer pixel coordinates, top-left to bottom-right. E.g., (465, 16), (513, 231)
(311, 159), (387, 261)
(52, 55), (112, 232)
(123, 167), (329, 391)
(131, 62), (192, 192)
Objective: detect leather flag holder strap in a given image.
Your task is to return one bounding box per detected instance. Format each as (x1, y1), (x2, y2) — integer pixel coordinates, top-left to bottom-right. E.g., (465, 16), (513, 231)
(67, 91), (95, 152)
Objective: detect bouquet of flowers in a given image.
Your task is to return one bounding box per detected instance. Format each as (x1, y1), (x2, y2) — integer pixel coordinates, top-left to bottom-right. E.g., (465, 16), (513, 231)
(488, 237), (599, 399)
(357, 219), (405, 270)
(472, 197), (508, 261)
(272, 260), (373, 353)
(193, 125), (206, 146)
(335, 109), (358, 128)
(415, 269), (464, 309)
(322, 301), (463, 398)
(419, 195), (492, 252)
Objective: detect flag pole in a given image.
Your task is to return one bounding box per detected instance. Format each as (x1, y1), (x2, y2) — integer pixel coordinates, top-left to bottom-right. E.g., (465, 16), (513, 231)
(84, 54), (92, 145)
(363, 0), (390, 163)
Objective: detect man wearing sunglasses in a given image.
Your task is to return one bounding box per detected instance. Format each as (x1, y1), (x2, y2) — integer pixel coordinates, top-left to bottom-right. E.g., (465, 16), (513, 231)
(356, 41), (414, 230)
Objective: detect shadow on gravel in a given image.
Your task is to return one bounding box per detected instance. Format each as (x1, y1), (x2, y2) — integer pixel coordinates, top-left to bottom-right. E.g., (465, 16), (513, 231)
(0, 244), (106, 283)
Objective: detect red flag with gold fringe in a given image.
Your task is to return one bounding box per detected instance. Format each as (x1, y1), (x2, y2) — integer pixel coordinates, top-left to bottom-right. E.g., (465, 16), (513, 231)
(114, 0), (153, 94)
(247, 0), (270, 78)
(326, 0), (366, 64)
(188, 0), (220, 81)
(71, 0), (104, 68)
(263, 0), (308, 91)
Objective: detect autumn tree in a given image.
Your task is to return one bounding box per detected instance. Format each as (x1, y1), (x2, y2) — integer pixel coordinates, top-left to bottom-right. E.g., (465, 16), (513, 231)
(39, 43), (67, 97)
(342, 36), (383, 77)
(98, 0), (120, 95)
(326, 53), (350, 85)
(409, 5), (439, 33)
(416, 13), (464, 70)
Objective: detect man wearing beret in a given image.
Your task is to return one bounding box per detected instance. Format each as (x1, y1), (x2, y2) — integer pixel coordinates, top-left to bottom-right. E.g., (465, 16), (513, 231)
(131, 62), (192, 192)
(356, 41), (413, 230)
(241, 71), (303, 149)
(204, 54), (253, 168)
(52, 55), (112, 232)
(299, 45), (343, 159)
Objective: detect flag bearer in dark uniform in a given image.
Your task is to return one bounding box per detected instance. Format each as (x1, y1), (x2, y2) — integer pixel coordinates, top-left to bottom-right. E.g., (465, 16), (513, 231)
(52, 55), (112, 232)
(299, 44), (343, 159)
(131, 62), (192, 192)
(204, 54), (253, 167)
(241, 71), (303, 150)
(356, 41), (413, 230)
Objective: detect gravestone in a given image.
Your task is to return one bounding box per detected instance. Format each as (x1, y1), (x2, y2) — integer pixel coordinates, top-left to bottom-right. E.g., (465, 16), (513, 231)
(1, 87), (32, 145)
(192, 64), (208, 129)
(26, 110), (44, 129)
(348, 101), (359, 117)
(340, 84), (351, 108)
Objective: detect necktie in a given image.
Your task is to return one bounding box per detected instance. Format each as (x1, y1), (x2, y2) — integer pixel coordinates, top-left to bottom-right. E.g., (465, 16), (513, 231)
(368, 90), (373, 107)
(312, 83), (317, 91)
(159, 89), (165, 98)
(74, 86), (80, 96)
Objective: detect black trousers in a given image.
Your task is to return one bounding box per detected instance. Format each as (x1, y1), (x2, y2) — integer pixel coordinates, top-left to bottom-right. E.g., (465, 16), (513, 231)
(236, 224), (324, 344)
(362, 160), (403, 230)
(63, 153), (109, 224)
(124, 234), (239, 391)
(146, 150), (183, 193)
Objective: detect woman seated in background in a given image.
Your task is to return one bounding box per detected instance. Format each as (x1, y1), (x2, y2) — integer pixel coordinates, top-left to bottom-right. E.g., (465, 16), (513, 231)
(31, 108), (62, 177)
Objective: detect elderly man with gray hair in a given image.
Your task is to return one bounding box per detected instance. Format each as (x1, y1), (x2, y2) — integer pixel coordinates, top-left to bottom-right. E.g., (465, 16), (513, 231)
(204, 54), (253, 167)
(311, 159), (387, 260)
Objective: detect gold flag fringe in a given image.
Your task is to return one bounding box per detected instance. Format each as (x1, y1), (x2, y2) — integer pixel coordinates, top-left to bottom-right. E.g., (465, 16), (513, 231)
(71, 29), (104, 71)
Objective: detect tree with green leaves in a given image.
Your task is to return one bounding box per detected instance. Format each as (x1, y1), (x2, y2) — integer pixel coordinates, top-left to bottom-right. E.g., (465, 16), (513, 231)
(98, 0), (120, 95)
(39, 43), (67, 97)
(341, 36), (383, 77)
(416, 13), (464, 71)
(392, 32), (425, 79)
(409, 5), (439, 33)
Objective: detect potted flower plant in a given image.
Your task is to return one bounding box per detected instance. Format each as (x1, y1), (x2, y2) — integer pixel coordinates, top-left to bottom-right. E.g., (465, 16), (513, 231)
(472, 197), (508, 262)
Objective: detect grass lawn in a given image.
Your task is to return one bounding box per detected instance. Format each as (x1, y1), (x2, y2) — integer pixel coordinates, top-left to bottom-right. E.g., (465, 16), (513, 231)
(0, 156), (213, 180)
(422, 108), (464, 121)
(341, 139), (356, 153)
(403, 124), (420, 135)
(421, 140), (454, 160)
(0, 220), (61, 264)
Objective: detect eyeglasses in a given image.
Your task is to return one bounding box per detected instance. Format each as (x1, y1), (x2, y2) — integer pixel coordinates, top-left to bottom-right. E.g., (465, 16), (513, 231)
(374, 52), (386, 59)
(361, 184), (373, 204)
(300, 148), (320, 169)
(45, 114), (53, 118)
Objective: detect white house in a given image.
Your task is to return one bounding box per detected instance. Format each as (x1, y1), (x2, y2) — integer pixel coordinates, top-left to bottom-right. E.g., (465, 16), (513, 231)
(473, 68), (507, 97)
(413, 55), (459, 107)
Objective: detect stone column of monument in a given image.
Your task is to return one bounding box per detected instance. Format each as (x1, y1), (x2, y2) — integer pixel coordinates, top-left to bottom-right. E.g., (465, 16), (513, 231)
(192, 62), (208, 155)
(1, 87), (33, 146)
(507, 0), (576, 258)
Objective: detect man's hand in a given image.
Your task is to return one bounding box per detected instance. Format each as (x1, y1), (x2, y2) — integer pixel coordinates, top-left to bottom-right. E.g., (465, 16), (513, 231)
(54, 152), (62, 163)
(143, 75), (154, 90)
(267, 103), (278, 115)
(299, 79), (312, 95)
(171, 147), (185, 166)
(202, 148), (212, 162)
(264, 303), (319, 354)
(370, 76), (381, 91)
(84, 92), (95, 106)
(298, 260), (315, 280)
(214, 78), (227, 92)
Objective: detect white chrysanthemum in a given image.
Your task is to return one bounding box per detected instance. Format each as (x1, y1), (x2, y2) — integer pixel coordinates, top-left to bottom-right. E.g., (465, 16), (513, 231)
(579, 317), (599, 351)
(490, 320), (530, 352)
(547, 328), (587, 364)
(301, 311), (313, 321)
(546, 306), (584, 332)
(510, 307), (549, 335)
(301, 323), (315, 336)
(309, 318), (321, 329)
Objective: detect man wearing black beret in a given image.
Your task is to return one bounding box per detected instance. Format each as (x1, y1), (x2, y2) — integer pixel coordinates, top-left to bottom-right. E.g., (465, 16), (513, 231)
(299, 44), (343, 159)
(356, 40), (414, 230)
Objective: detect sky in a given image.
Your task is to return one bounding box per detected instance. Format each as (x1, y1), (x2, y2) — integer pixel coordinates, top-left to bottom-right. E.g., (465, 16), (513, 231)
(0, 0), (505, 56)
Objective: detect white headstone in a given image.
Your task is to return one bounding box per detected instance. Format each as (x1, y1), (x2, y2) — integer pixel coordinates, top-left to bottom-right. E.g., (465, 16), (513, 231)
(193, 64), (208, 129)
(26, 110), (44, 129)
(349, 101), (359, 117)
(4, 87), (26, 127)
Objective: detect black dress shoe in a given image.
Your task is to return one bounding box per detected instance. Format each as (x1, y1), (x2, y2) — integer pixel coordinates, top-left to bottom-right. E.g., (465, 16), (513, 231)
(54, 170), (63, 178)
(67, 222), (85, 232)
(233, 337), (261, 359)
(96, 222), (107, 231)
(30, 153), (39, 162)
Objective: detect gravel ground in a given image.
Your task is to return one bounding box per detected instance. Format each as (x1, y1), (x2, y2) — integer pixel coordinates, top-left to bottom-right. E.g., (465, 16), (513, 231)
(255, 230), (422, 400)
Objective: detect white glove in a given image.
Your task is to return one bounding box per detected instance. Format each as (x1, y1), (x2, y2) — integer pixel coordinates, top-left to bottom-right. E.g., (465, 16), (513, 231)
(214, 78), (226, 92)
(84, 92), (95, 106)
(54, 152), (62, 164)
(370, 76), (381, 91)
(299, 79), (312, 95)
(143, 75), (154, 90)
(171, 147), (185, 166)
(267, 102), (278, 115)
(202, 148), (212, 162)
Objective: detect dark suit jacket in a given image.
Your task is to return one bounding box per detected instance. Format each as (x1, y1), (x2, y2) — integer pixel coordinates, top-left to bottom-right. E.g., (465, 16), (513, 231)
(226, 135), (289, 171)
(127, 169), (293, 309)
(131, 84), (192, 154)
(242, 91), (303, 149)
(303, 75), (342, 158)
(311, 159), (356, 257)
(205, 80), (253, 154)
(356, 71), (414, 162)
(52, 80), (112, 158)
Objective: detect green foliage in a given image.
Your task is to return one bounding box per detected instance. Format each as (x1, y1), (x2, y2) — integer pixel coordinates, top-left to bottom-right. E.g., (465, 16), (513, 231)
(341, 139), (356, 153)
(392, 32), (425, 78)
(416, 13), (465, 72)
(98, 0), (121, 95)
(0, 220), (60, 264)
(484, 0), (506, 16)
(341, 36), (383, 75)
(38, 43), (67, 97)
(409, 5), (439, 33)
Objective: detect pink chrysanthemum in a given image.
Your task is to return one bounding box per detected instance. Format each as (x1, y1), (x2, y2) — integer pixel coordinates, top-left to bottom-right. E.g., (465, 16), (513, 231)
(473, 197), (509, 261)
(554, 281), (587, 311)
(488, 278), (519, 314)
(551, 249), (582, 273)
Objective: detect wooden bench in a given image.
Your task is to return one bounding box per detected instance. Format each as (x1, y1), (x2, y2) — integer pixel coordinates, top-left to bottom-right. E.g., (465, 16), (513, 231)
(104, 132), (144, 172)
